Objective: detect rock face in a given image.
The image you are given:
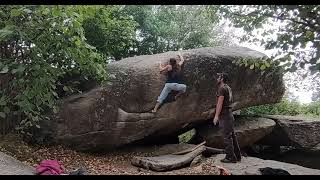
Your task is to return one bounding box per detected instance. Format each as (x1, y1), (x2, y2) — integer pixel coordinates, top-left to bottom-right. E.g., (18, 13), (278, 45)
(258, 115), (320, 152)
(35, 47), (285, 151)
(213, 154), (320, 175)
(0, 152), (34, 175)
(196, 115), (276, 148)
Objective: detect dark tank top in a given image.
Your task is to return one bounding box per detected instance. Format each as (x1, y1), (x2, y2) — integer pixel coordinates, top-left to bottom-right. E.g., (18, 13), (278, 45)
(166, 69), (181, 83)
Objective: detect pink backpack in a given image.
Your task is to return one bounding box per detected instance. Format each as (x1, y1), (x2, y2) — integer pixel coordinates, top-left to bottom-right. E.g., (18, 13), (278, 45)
(36, 160), (65, 175)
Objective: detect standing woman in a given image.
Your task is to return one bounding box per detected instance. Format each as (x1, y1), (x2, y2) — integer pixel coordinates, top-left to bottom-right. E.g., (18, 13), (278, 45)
(152, 53), (186, 113)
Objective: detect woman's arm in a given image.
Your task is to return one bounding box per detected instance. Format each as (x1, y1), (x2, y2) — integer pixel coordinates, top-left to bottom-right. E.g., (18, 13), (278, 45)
(178, 53), (185, 66)
(159, 63), (172, 73)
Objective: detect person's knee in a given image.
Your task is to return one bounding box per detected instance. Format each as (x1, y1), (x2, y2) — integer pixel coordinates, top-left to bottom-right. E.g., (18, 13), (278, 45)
(163, 84), (170, 91)
(181, 84), (187, 93)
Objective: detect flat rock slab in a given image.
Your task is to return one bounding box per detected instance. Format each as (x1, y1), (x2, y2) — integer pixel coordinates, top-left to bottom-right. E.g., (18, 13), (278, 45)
(0, 152), (35, 175)
(131, 146), (206, 171)
(153, 143), (196, 156)
(213, 154), (320, 175)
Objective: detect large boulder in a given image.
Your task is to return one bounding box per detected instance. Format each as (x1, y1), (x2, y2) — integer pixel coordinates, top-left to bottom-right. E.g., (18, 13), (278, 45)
(195, 115), (276, 148)
(258, 115), (320, 152)
(35, 47), (285, 151)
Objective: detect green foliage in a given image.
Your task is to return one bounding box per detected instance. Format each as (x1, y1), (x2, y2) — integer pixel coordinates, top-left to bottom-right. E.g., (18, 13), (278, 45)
(178, 129), (196, 144)
(217, 5), (320, 72)
(78, 5), (238, 60)
(0, 93), (9, 119)
(300, 101), (320, 117)
(241, 100), (320, 117)
(232, 57), (277, 73)
(0, 5), (107, 133)
(122, 5), (225, 56)
(81, 6), (138, 60)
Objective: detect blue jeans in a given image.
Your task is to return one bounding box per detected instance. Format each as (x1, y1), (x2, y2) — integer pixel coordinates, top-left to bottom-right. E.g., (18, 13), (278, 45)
(157, 83), (187, 104)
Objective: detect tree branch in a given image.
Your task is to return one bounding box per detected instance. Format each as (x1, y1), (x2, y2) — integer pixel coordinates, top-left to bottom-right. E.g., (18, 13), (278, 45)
(230, 10), (319, 33)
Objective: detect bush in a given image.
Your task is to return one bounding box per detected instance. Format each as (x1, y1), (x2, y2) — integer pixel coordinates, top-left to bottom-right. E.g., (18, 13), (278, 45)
(0, 6), (107, 134)
(241, 100), (320, 117)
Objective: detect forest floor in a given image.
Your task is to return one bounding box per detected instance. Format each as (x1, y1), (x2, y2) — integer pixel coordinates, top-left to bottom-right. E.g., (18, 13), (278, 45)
(0, 133), (220, 175)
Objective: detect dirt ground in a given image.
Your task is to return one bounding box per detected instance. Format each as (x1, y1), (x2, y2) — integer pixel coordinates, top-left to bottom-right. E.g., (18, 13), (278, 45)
(0, 133), (220, 175)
